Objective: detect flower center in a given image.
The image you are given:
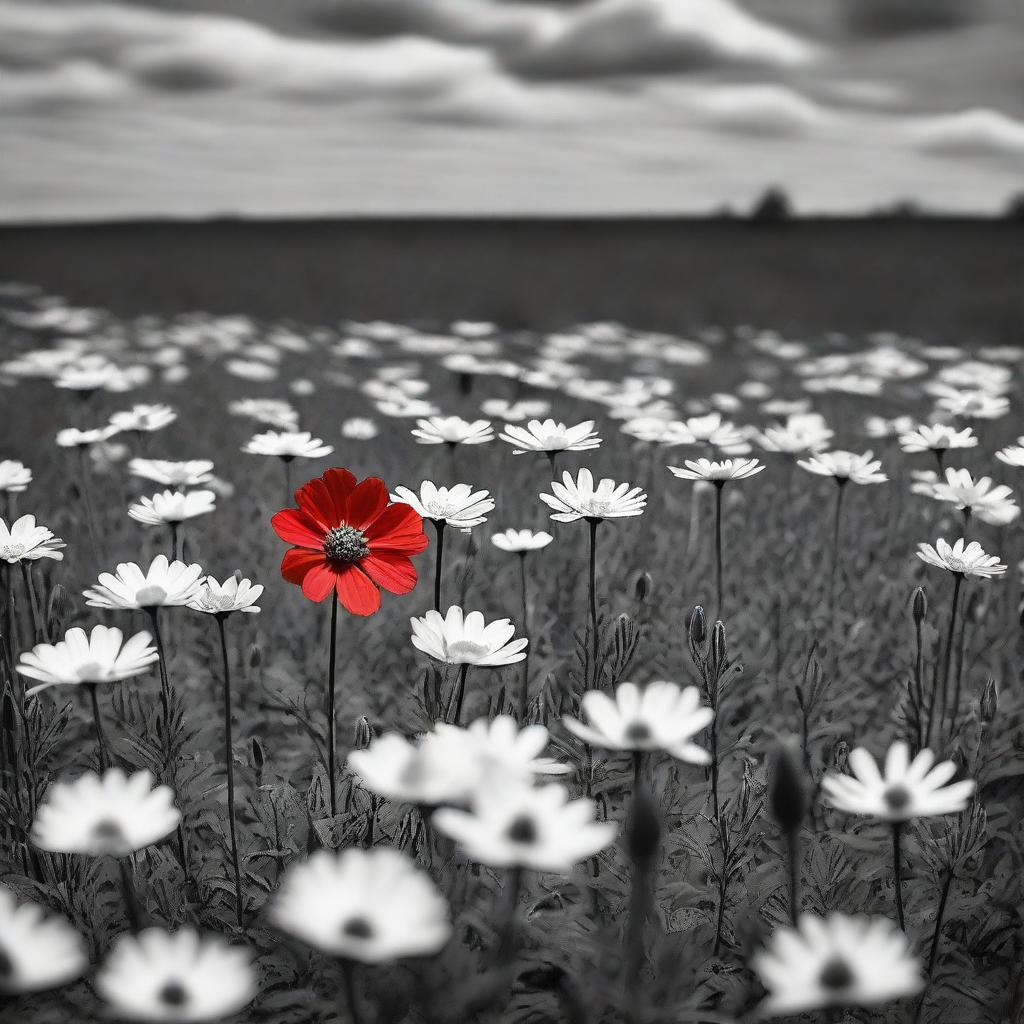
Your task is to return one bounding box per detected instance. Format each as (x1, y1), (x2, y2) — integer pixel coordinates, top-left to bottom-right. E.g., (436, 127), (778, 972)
(341, 916), (374, 939)
(423, 500), (455, 520)
(884, 784), (911, 812)
(0, 543), (26, 561)
(90, 817), (129, 853)
(135, 585), (168, 607)
(323, 525), (369, 564)
(75, 661), (105, 682)
(945, 557), (968, 574)
(158, 980), (189, 1007)
(585, 499), (613, 517)
(818, 956), (854, 991)
(445, 639), (490, 663)
(0, 943), (14, 979)
(624, 722), (652, 743)
(506, 814), (538, 844)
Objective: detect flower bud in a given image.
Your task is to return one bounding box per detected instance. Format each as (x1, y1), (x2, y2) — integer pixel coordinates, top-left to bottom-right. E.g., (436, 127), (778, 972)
(354, 715), (374, 750)
(249, 644), (262, 669)
(233, 568), (244, 583)
(712, 620), (728, 669)
(769, 744), (807, 834)
(980, 678), (998, 725)
(634, 572), (652, 604)
(250, 736), (264, 772)
(911, 586), (927, 624)
(688, 606), (706, 648)
(2, 689), (17, 734)
(831, 739), (849, 773)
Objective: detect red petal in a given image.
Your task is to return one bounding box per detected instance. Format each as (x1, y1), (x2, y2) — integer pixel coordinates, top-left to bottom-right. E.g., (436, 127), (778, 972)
(322, 468), (358, 510)
(361, 552), (418, 595)
(335, 565), (381, 616)
(364, 503), (428, 553)
(345, 478), (388, 530)
(281, 548), (325, 584)
(272, 509), (326, 549)
(295, 477), (342, 531)
(301, 563), (337, 602)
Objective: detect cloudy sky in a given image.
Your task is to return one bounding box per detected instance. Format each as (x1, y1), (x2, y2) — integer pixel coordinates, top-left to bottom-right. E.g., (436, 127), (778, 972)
(1, 0), (1022, 220)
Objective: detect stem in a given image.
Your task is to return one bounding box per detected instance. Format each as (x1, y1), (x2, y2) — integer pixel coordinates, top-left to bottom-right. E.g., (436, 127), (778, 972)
(118, 857), (142, 932)
(18, 562), (43, 643)
(545, 450), (558, 479)
(433, 520), (445, 612)
(938, 574), (964, 743)
(927, 868), (954, 975)
(495, 865), (524, 966)
(341, 959), (364, 1024)
(518, 553), (529, 720)
(830, 479), (846, 614)
(714, 482), (724, 621)
(327, 591), (339, 818)
(933, 448), (946, 474)
(786, 827), (800, 926)
(893, 823), (906, 931)
(587, 519), (599, 687)
(625, 753), (652, 1020)
(77, 445), (103, 567)
(450, 663), (470, 725)
(169, 522), (179, 561)
(914, 618), (926, 750)
(217, 616), (244, 928)
(146, 608), (172, 763)
(86, 683), (110, 771)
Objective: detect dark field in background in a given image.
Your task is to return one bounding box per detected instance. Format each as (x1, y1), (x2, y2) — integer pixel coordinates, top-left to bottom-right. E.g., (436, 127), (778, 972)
(0, 219), (1022, 339)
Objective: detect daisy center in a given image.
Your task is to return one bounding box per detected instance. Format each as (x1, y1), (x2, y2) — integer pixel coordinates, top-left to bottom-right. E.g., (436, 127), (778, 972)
(75, 661), (105, 682)
(944, 557), (968, 574)
(585, 500), (612, 517)
(0, 543), (26, 561)
(818, 956), (854, 991)
(90, 817), (128, 852)
(135, 585), (168, 606)
(883, 784), (912, 812)
(323, 525), (369, 563)
(506, 814), (538, 844)
(341, 916), (374, 939)
(624, 722), (652, 743)
(158, 979), (189, 1007)
(445, 639), (490, 662)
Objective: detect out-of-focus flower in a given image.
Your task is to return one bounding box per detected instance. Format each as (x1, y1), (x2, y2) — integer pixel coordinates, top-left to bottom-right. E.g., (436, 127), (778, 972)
(540, 469), (647, 522)
(480, 399), (550, 422)
(753, 914), (921, 1017)
(109, 404), (177, 434)
(864, 415), (916, 440)
(929, 469), (1018, 526)
(666, 412), (750, 452)
(916, 538), (1006, 579)
(822, 742), (975, 821)
(391, 482), (494, 530)
(667, 457), (765, 483)
(434, 783), (616, 871)
(491, 528), (553, 553)
(798, 450), (887, 485)
(935, 390), (1009, 420)
(411, 416), (494, 446)
(898, 424), (977, 455)
(187, 576), (263, 617)
(229, 398), (298, 430)
(97, 928), (256, 1023)
(410, 606), (527, 667)
(0, 885), (87, 994)
(0, 515), (65, 563)
(499, 419), (601, 455)
(128, 490), (216, 527)
(17, 625), (157, 697)
(758, 414), (833, 457)
(271, 848), (450, 962)
(242, 430), (333, 461)
(341, 417), (379, 440)
(32, 768), (181, 856)
(0, 460), (31, 493)
(562, 681), (713, 763)
(56, 426), (120, 449)
(129, 459), (214, 487)
(84, 556), (205, 610)
(997, 442), (1024, 468)
(271, 468), (427, 615)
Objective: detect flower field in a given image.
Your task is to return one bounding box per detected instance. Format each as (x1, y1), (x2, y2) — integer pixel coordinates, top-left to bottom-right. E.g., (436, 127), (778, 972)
(0, 284), (1022, 1023)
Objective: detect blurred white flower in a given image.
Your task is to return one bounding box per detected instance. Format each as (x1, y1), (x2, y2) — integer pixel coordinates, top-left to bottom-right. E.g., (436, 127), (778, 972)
(84, 555), (205, 610)
(411, 416), (494, 446)
(128, 490), (216, 527)
(187, 575), (263, 616)
(997, 443), (1024, 468)
(56, 425), (120, 449)
(17, 624), (158, 697)
(228, 398), (298, 430)
(391, 482), (494, 530)
(898, 424), (977, 455)
(916, 538), (1006, 579)
(340, 417), (379, 440)
(32, 768), (181, 856)
(667, 457), (765, 483)
(798, 450), (887, 485)
(97, 928), (256, 1023)
(480, 399), (550, 422)
(499, 419), (601, 455)
(242, 430), (332, 460)
(0, 515), (65, 563)
(0, 884), (87, 994)
(491, 528), (553, 553)
(411, 607), (527, 667)
(753, 913), (921, 1017)
(540, 469), (647, 522)
(0, 460), (31, 494)
(668, 413), (750, 452)
(935, 390), (1009, 420)
(929, 469), (1018, 525)
(271, 848), (450, 962)
(109, 404), (177, 433)
(129, 459), (214, 487)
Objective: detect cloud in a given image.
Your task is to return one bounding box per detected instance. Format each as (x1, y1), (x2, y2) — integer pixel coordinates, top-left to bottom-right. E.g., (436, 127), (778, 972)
(837, 0), (982, 36)
(685, 84), (830, 136)
(0, 60), (127, 109)
(907, 108), (1024, 158)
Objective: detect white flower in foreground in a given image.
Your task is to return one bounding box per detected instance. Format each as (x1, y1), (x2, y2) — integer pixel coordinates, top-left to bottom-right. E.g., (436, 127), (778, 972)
(32, 768), (181, 856)
(97, 929), (256, 1023)
(434, 783), (616, 872)
(540, 468), (647, 522)
(997, 444), (1024, 468)
(187, 575), (263, 616)
(491, 528), (553, 553)
(753, 913), (921, 1017)
(0, 515), (65, 563)
(129, 459), (214, 487)
(128, 490), (216, 527)
(411, 606), (527, 667)
(798, 450), (887, 485)
(822, 742), (975, 822)
(84, 555), (205, 610)
(0, 460), (31, 494)
(898, 424), (977, 455)
(929, 468), (1018, 525)
(499, 419), (602, 455)
(916, 538), (1006, 579)
(391, 482), (495, 530)
(109, 403), (177, 434)
(667, 458), (765, 483)
(0, 884), (87, 994)
(271, 848), (450, 962)
(56, 425), (119, 449)
(411, 416), (494, 446)
(242, 430), (333, 460)
(563, 681), (713, 764)
(17, 625), (158, 697)
(341, 417), (379, 440)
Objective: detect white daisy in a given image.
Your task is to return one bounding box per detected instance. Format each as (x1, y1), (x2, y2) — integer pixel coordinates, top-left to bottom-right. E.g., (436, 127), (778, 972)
(898, 424), (977, 455)
(0, 515), (65, 564)
(997, 444), (1024, 468)
(97, 928), (256, 1023)
(17, 625), (158, 697)
(929, 468), (1018, 526)
(797, 450), (887, 485)
(540, 468), (647, 523)
(562, 681), (713, 764)
(128, 490), (216, 527)
(491, 528), (554, 553)
(935, 390), (1009, 420)
(668, 413), (750, 452)
(410, 606), (527, 667)
(229, 398), (298, 430)
(187, 575), (263, 616)
(109, 404), (177, 434)
(32, 768), (181, 856)
(271, 848), (450, 962)
(0, 884), (87, 994)
(56, 426), (120, 449)
(0, 460), (31, 494)
(666, 457), (765, 483)
(822, 742), (975, 822)
(756, 413), (833, 455)
(391, 482), (495, 530)
(128, 459), (214, 487)
(242, 430), (333, 460)
(916, 538), (1006, 579)
(499, 419), (602, 455)
(411, 416), (494, 446)
(84, 555), (205, 610)
(341, 417), (379, 440)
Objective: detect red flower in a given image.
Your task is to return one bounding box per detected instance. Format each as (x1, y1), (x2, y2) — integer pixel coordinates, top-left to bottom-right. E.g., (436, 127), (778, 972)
(271, 468), (428, 615)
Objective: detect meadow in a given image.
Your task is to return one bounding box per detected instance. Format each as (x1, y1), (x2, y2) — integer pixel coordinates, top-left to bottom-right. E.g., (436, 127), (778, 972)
(0, 235), (1022, 1024)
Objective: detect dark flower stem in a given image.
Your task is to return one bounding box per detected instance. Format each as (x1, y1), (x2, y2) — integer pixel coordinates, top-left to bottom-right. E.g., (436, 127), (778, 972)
(518, 552), (530, 720)
(495, 865), (524, 966)
(915, 615), (927, 750)
(927, 867), (954, 975)
(938, 574), (964, 742)
(77, 445), (103, 567)
(18, 562), (43, 643)
(545, 450), (558, 478)
(169, 522), (179, 561)
(587, 518), (600, 687)
(118, 857), (142, 932)
(786, 827), (801, 926)
(829, 478), (847, 614)
(341, 959), (364, 1024)
(893, 823), (906, 931)
(85, 683), (110, 771)
(625, 753), (652, 1020)
(216, 615), (244, 928)
(327, 591), (339, 817)
(714, 482), (724, 621)
(432, 520), (445, 612)
(450, 662), (470, 725)
(146, 608), (172, 750)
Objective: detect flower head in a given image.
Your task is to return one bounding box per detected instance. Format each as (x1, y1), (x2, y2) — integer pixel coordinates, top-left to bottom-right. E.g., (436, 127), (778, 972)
(899, 424), (977, 454)
(128, 490), (216, 527)
(0, 885), (87, 994)
(411, 416), (493, 446)
(97, 929), (256, 1023)
(391, 481), (495, 530)
(56, 425), (119, 449)
(0, 460), (31, 494)
(916, 538), (1006, 579)
(822, 742), (975, 822)
(271, 848), (450, 962)
(753, 913), (922, 1017)
(997, 444), (1024, 468)
(669, 412), (749, 451)
(0, 515), (65, 563)
(243, 430), (333, 460)
(17, 625), (158, 697)
(499, 419), (601, 455)
(540, 468), (647, 523)
(562, 681), (713, 764)
(109, 404), (177, 434)
(187, 575), (263, 616)
(491, 528), (553, 553)
(797, 450), (887, 485)
(32, 768), (181, 856)
(129, 459), (214, 487)
(410, 606), (527, 667)
(929, 468), (1018, 525)
(84, 555), (205, 610)
(272, 467), (427, 615)
(667, 458), (765, 483)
